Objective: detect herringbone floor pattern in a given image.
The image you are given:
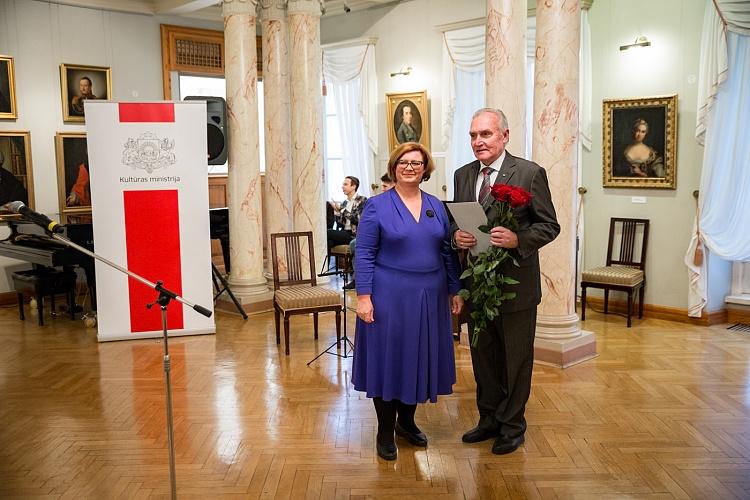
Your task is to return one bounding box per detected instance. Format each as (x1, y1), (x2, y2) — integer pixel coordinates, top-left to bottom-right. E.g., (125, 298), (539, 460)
(0, 300), (749, 499)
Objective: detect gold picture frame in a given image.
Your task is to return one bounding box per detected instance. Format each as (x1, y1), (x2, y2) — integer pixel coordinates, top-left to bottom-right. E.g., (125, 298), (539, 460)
(0, 131), (34, 221)
(386, 90), (430, 152)
(0, 55), (17, 119)
(60, 63), (112, 123)
(603, 94), (677, 189)
(55, 132), (91, 222)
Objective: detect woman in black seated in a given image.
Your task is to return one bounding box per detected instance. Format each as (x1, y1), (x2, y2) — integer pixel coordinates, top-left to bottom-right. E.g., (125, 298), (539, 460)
(327, 176), (367, 250)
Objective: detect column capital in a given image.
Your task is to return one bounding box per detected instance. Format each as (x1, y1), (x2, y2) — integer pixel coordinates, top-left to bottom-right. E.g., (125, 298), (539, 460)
(287, 0), (322, 16)
(259, 0), (287, 20)
(222, 0), (258, 17)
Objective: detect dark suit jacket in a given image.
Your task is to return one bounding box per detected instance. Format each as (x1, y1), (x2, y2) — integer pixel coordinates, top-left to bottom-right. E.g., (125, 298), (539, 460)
(452, 153), (559, 313)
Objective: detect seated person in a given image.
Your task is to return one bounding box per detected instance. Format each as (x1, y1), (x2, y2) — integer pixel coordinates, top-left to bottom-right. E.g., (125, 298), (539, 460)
(343, 173), (393, 290)
(327, 176), (367, 252)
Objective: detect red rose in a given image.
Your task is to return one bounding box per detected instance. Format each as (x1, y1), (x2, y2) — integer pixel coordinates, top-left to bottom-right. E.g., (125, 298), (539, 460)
(509, 187), (532, 208)
(490, 184), (513, 203)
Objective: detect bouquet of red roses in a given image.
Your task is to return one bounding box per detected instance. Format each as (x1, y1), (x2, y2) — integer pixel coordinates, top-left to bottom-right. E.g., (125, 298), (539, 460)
(458, 184), (533, 347)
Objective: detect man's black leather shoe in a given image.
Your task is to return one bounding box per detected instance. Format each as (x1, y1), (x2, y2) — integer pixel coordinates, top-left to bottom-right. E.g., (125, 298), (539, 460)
(395, 422), (428, 447)
(376, 441), (397, 461)
(462, 425), (500, 443)
(491, 434), (524, 455)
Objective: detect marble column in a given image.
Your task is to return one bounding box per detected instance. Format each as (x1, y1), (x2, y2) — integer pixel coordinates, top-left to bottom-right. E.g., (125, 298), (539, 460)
(287, 0), (326, 275)
(532, 0), (595, 367)
(260, 0), (293, 278)
(485, 0), (527, 153)
(222, 0), (272, 309)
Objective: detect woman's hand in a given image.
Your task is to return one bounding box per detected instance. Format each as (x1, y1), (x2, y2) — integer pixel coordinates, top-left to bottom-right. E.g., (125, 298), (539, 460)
(357, 295), (375, 323)
(451, 295), (464, 315)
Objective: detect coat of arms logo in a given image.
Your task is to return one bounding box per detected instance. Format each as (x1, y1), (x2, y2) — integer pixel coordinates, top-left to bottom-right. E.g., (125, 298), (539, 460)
(122, 132), (176, 173)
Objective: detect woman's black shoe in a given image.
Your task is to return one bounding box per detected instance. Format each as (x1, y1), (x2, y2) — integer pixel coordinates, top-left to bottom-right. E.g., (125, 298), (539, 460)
(395, 422), (428, 447)
(376, 440), (397, 460)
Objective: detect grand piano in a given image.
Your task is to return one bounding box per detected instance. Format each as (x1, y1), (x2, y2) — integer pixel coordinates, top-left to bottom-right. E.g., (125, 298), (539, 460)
(0, 221), (97, 308)
(1, 210), (230, 311)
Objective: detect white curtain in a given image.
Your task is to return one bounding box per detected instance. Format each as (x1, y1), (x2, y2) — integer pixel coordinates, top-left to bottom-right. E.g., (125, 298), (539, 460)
(686, 1), (750, 316)
(441, 24), (486, 199)
(322, 41), (377, 197)
(695, 0), (750, 144)
(441, 24), (485, 151)
(446, 69), (485, 198)
(698, 31), (750, 261)
(331, 77), (372, 196)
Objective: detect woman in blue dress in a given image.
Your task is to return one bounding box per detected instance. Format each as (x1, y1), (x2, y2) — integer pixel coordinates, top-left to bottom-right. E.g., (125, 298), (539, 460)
(352, 142), (464, 461)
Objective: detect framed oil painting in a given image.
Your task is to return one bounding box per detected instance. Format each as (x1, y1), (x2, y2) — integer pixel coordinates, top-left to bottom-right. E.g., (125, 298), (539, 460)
(603, 94), (677, 189)
(60, 63), (112, 122)
(0, 55), (17, 119)
(0, 131), (34, 220)
(386, 90), (429, 152)
(55, 132), (91, 220)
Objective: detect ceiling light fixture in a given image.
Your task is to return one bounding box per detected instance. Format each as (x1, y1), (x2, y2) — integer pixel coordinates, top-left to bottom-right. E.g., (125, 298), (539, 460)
(619, 35), (651, 51)
(389, 66), (412, 77)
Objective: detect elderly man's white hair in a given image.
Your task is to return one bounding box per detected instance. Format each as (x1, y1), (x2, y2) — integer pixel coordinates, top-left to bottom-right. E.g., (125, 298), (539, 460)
(472, 108), (509, 131)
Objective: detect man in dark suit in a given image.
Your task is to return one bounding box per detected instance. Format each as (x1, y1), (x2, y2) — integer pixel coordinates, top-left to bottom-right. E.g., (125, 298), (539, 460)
(453, 108), (559, 455)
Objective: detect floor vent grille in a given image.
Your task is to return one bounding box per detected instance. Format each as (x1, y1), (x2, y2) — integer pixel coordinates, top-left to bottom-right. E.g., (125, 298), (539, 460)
(727, 323), (750, 332)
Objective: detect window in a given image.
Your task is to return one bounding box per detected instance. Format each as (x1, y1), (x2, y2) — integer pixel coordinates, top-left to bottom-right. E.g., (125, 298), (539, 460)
(324, 88), (344, 201)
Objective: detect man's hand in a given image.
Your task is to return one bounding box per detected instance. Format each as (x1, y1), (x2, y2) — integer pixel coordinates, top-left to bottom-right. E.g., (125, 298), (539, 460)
(489, 226), (518, 248)
(454, 229), (477, 250)
(451, 295), (464, 315)
(356, 295), (374, 323)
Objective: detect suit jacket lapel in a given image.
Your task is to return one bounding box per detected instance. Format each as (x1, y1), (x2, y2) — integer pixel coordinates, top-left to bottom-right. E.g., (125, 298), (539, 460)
(495, 152), (517, 186)
(465, 160), (480, 201)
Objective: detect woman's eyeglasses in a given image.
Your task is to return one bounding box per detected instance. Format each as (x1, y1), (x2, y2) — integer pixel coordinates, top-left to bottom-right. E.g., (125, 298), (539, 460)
(396, 160), (425, 169)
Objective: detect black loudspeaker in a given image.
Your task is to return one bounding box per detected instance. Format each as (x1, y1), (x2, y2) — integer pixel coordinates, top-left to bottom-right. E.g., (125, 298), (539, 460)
(184, 96), (228, 165)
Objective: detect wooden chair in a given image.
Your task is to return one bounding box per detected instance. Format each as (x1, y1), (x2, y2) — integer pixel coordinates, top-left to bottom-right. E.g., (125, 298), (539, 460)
(271, 231), (342, 355)
(581, 218), (649, 327)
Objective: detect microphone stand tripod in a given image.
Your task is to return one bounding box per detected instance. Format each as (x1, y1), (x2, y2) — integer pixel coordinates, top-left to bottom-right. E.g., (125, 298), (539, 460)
(47, 232), (211, 500)
(307, 268), (355, 365)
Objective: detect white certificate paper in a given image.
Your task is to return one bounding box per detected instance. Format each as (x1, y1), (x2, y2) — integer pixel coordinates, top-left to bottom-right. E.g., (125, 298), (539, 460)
(446, 202), (490, 256)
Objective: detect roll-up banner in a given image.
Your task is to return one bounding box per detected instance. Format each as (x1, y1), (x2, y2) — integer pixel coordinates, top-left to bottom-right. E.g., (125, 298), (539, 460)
(85, 101), (215, 341)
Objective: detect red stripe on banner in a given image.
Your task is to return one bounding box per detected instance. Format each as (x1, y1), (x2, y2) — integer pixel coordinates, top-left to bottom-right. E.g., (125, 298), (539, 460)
(123, 190), (184, 333)
(118, 103), (175, 122)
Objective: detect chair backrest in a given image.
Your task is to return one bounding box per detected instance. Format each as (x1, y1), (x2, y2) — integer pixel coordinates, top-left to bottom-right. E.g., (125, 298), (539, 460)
(606, 218), (649, 270)
(270, 231), (318, 291)
(325, 202), (335, 230)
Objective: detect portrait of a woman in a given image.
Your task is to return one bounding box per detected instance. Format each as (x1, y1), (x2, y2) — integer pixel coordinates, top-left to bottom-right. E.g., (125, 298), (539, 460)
(621, 118), (665, 178)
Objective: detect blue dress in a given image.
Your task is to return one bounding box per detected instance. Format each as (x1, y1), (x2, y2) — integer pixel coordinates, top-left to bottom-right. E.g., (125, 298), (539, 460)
(352, 189), (461, 404)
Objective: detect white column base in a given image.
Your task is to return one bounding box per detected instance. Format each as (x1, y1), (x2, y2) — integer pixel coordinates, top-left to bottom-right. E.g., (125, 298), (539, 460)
(534, 329), (597, 368)
(217, 276), (273, 314)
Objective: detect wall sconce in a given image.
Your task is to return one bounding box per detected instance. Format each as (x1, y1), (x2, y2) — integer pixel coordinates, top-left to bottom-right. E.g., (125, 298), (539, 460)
(619, 35), (651, 51)
(390, 66), (412, 77)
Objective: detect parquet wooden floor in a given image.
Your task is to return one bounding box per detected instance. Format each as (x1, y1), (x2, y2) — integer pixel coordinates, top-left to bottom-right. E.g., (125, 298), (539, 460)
(0, 298), (749, 499)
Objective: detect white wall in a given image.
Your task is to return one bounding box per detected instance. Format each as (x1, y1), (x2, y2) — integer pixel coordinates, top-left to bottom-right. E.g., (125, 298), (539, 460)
(0, 0), (221, 291)
(582, 0), (707, 310)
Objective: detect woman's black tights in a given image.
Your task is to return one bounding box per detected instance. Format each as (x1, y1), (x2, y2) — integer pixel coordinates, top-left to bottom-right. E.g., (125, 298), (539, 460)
(373, 397), (421, 444)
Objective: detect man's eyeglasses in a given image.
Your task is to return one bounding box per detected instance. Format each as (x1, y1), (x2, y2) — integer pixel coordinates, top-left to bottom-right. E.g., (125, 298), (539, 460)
(396, 160), (425, 169)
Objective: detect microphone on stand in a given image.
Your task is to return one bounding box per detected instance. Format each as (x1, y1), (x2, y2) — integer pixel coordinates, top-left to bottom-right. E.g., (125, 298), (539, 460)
(3, 201), (64, 234)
